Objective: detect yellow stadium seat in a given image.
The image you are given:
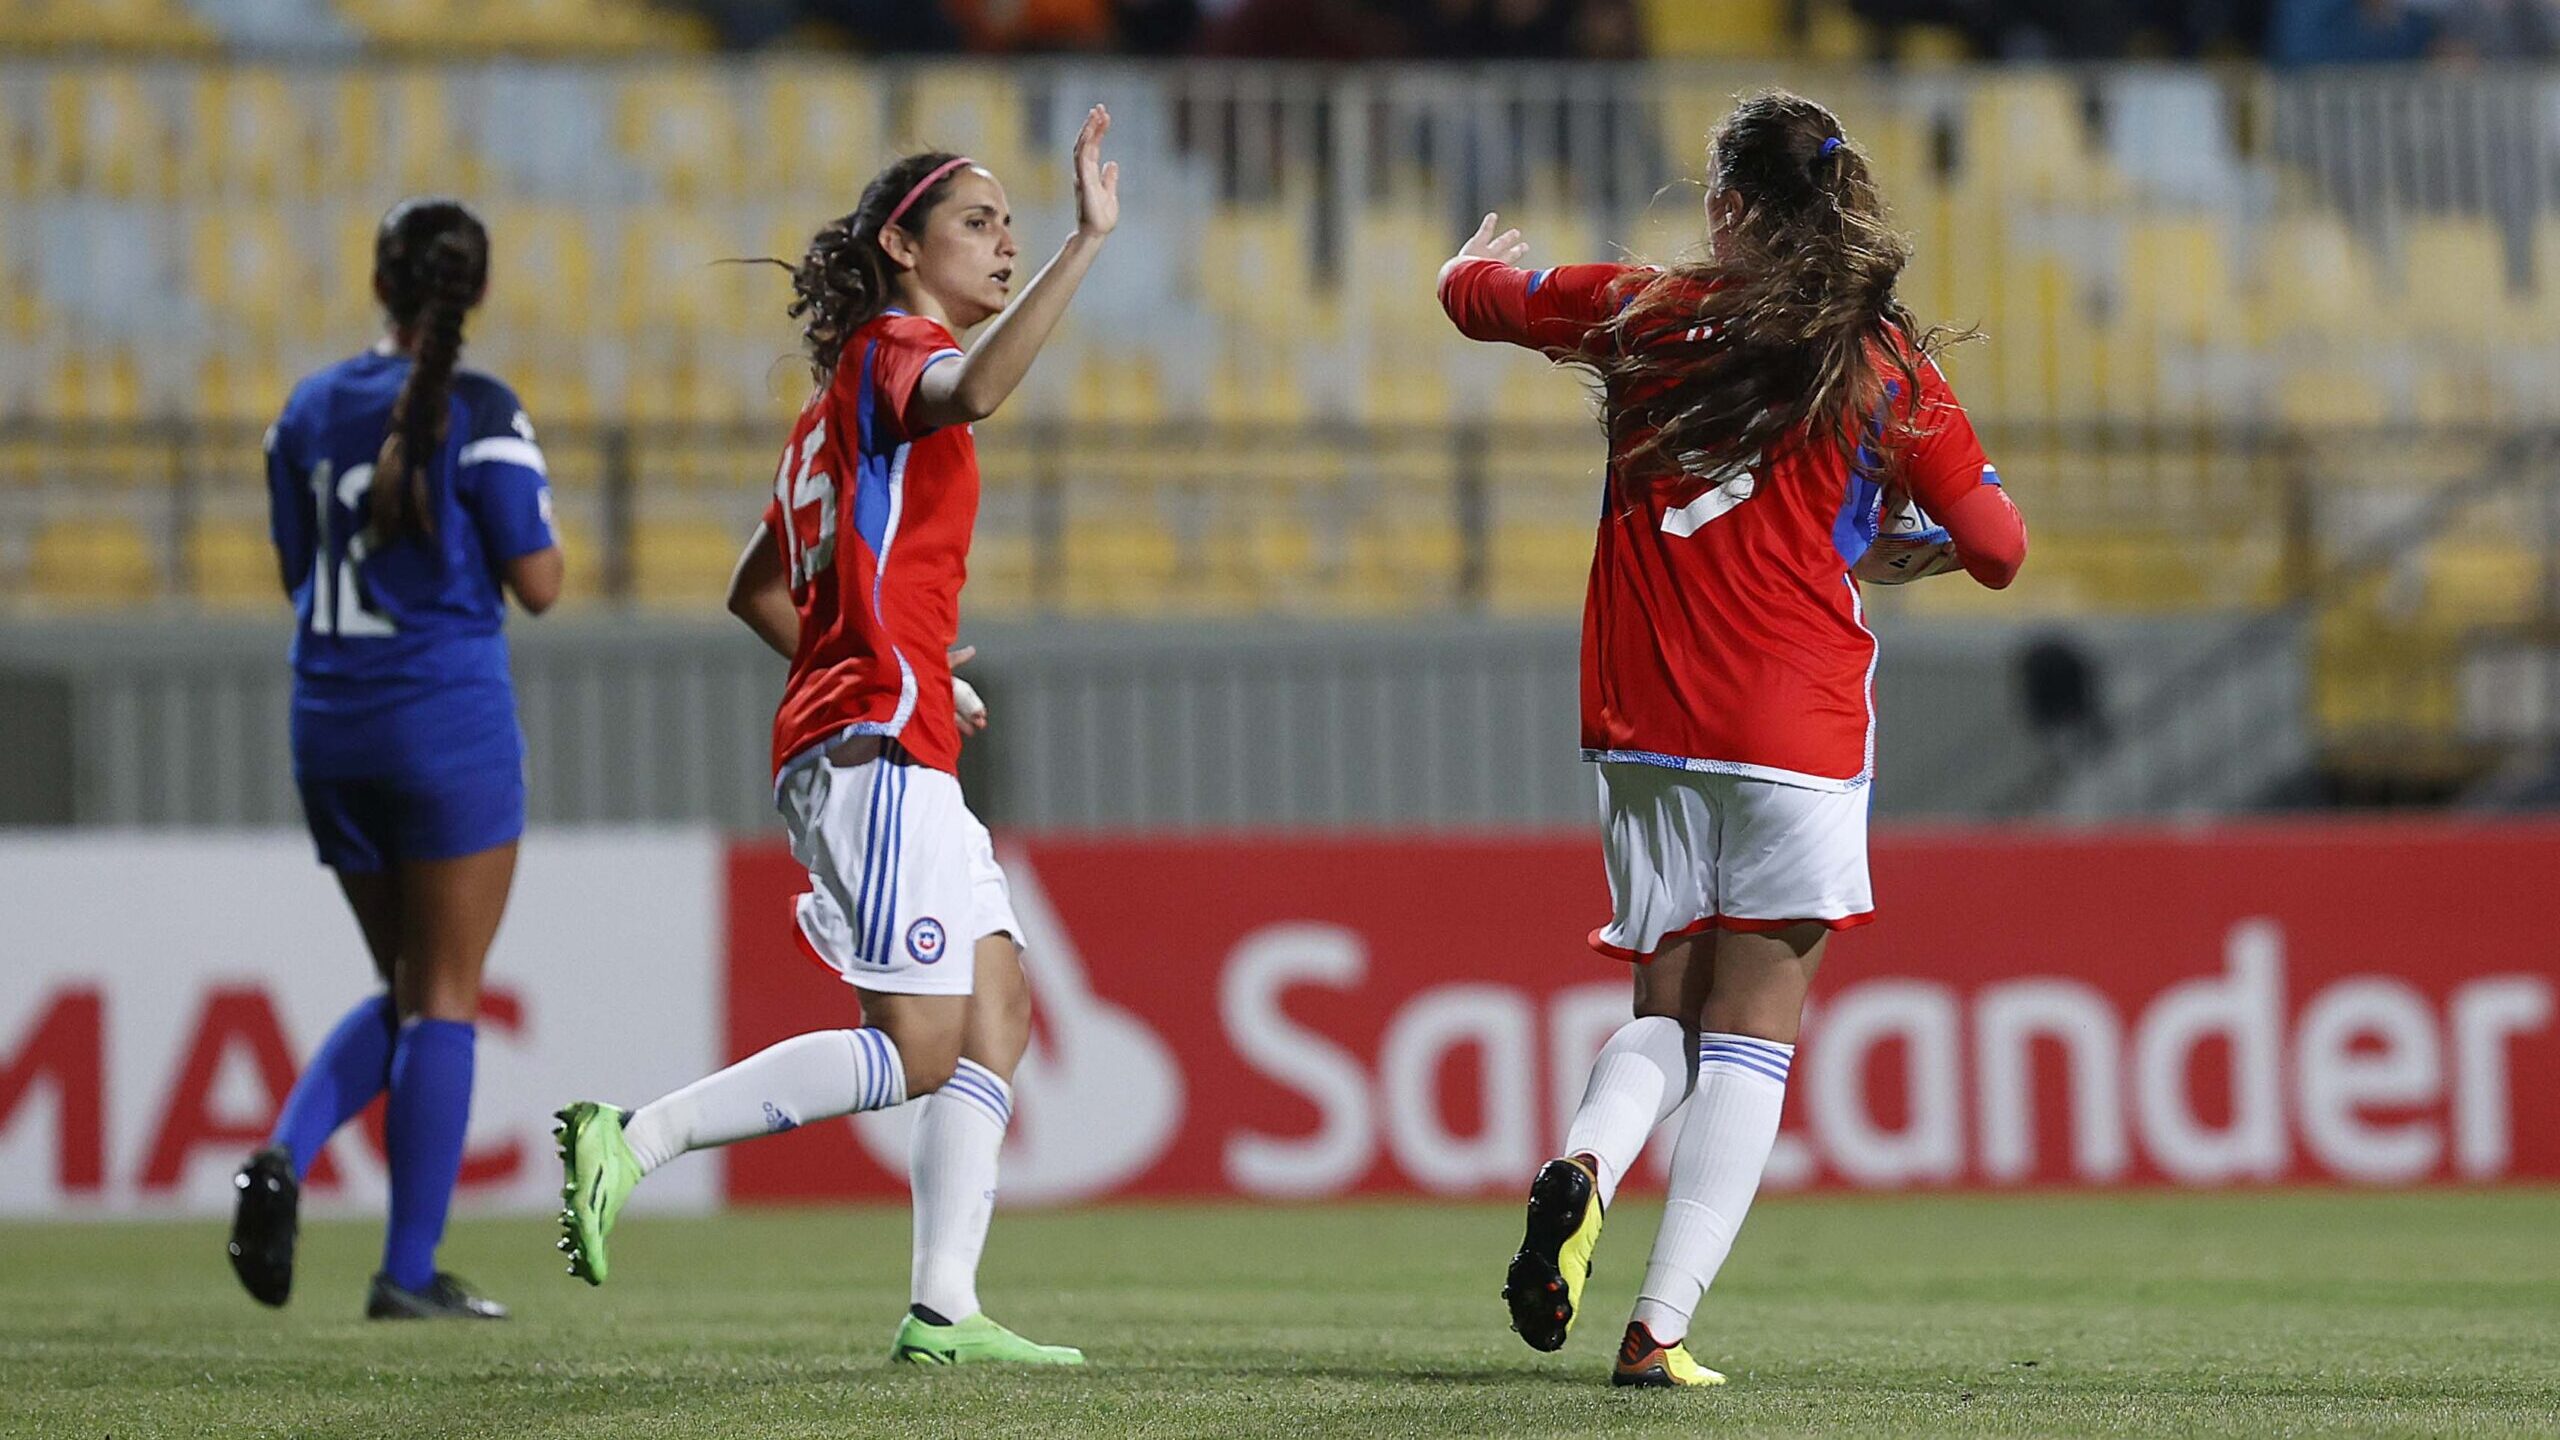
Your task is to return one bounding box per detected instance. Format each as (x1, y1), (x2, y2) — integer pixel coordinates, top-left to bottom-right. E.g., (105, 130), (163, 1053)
(193, 211), (307, 340)
(2400, 217), (2509, 343)
(1963, 77), (2097, 202)
(619, 72), (745, 201)
(2424, 540), (2541, 629)
(184, 68), (320, 197)
(44, 349), (145, 423)
(1640, 0), (1784, 56)
(186, 518), (280, 610)
(964, 530), (1036, 616)
(906, 69), (1032, 202)
(47, 71), (174, 198)
(2124, 217), (2235, 348)
(630, 517), (740, 606)
(2263, 214), (2381, 338)
(616, 210), (753, 337)
(29, 519), (160, 604)
(1058, 516), (1179, 614)
(1488, 519), (1590, 615)
(2276, 367), (2387, 428)
(197, 346), (294, 425)
(757, 66), (886, 201)
(482, 203), (597, 338)
(1342, 517), (1463, 615)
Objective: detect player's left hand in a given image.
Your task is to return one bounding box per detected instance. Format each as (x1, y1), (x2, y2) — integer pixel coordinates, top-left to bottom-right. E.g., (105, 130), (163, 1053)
(1454, 212), (1530, 268)
(1073, 104), (1118, 240)
(949, 644), (989, 735)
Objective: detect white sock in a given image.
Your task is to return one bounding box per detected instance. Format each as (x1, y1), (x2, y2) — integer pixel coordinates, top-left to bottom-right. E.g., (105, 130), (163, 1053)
(622, 1028), (906, 1175)
(909, 1057), (1012, 1323)
(1560, 1015), (1695, 1209)
(1629, 1032), (1793, 1342)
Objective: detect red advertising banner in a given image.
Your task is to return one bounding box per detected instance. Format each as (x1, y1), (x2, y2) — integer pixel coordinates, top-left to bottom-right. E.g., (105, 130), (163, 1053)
(722, 822), (2560, 1202)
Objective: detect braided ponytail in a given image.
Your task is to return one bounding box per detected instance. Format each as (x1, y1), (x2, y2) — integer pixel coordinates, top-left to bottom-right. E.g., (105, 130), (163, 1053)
(367, 198), (489, 545)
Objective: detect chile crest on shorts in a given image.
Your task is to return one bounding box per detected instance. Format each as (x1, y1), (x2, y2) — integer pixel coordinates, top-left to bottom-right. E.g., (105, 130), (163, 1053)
(906, 916), (948, 964)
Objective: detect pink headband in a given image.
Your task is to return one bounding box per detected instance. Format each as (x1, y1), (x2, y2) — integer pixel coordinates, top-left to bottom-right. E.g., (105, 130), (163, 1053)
(882, 156), (975, 240)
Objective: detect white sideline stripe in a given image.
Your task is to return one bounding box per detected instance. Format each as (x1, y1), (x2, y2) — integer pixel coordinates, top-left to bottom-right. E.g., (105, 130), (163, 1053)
(459, 437), (547, 475)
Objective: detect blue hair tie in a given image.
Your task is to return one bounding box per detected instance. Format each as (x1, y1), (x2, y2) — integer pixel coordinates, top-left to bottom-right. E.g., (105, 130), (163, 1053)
(1819, 136), (1843, 157)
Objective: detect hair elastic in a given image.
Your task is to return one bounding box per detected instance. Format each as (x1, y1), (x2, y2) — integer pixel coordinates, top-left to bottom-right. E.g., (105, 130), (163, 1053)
(883, 156), (976, 239)
(1819, 136), (1843, 157)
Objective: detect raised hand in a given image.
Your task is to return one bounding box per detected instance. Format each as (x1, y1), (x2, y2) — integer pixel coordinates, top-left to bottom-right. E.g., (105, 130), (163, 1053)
(1455, 212), (1530, 267)
(1073, 104), (1119, 240)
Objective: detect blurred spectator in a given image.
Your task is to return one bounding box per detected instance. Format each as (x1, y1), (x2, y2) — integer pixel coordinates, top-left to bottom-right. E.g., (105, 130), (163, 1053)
(808, 0), (969, 51)
(947, 0), (1115, 50)
(2432, 0), (2560, 57)
(1202, 0), (1406, 57)
(2268, 0), (2436, 63)
(1113, 0), (1205, 53)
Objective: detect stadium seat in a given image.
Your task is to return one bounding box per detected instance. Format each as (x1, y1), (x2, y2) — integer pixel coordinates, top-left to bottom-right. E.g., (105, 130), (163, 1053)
(2124, 217), (2236, 348)
(2263, 213), (2381, 339)
(906, 69), (1033, 202)
(28, 518), (160, 604)
(755, 66), (885, 202)
(618, 72), (746, 201)
(1640, 0), (1785, 56)
(1342, 516), (1463, 614)
(1058, 516), (1180, 614)
(965, 529), (1037, 616)
(183, 67), (321, 198)
(2400, 217), (2510, 343)
(630, 516), (740, 606)
(185, 516), (280, 609)
(47, 70), (175, 199)
(2424, 539), (2542, 630)
(1487, 519), (1590, 615)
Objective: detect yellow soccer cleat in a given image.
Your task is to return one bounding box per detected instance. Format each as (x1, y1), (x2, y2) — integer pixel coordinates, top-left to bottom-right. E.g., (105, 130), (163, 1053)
(1503, 1154), (1605, 1352)
(1611, 1322), (1728, 1388)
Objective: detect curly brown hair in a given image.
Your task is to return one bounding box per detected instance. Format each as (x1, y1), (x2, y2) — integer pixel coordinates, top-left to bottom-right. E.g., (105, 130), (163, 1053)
(772, 151), (971, 383)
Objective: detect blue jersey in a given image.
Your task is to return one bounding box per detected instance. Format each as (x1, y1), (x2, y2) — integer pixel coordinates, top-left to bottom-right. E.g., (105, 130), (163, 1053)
(266, 351), (555, 689)
(267, 352), (555, 794)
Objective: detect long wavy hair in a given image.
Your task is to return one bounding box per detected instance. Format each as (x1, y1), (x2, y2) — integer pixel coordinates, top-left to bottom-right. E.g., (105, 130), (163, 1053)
(368, 197), (488, 544)
(1594, 91), (1971, 485)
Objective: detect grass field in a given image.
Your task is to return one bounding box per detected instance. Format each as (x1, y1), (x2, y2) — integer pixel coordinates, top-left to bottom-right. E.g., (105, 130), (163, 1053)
(3, 1191), (2554, 1438)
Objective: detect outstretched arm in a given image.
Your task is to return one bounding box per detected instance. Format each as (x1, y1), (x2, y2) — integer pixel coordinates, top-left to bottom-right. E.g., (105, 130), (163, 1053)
(908, 105), (1119, 430)
(1437, 213), (1628, 356)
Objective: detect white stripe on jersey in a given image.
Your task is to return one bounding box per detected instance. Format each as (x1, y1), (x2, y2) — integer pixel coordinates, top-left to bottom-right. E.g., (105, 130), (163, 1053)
(458, 436), (547, 474)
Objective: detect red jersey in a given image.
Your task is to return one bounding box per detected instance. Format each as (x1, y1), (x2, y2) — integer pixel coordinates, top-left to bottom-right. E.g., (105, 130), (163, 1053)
(765, 310), (973, 779)
(1440, 258), (2023, 789)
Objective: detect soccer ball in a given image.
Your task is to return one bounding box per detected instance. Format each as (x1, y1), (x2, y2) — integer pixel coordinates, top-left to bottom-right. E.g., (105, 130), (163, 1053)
(1853, 487), (1961, 585)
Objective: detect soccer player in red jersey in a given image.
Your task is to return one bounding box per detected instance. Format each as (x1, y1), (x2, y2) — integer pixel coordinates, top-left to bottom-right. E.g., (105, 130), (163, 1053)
(1441, 91), (2027, 1386)
(555, 108), (1120, 1367)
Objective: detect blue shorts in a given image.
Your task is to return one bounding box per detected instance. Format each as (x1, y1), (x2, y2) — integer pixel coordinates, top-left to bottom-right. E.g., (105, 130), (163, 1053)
(291, 679), (526, 873)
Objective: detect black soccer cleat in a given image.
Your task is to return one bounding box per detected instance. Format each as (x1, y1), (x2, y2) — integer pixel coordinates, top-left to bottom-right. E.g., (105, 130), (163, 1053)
(228, 1147), (299, 1308)
(1502, 1155), (1603, 1353)
(365, 1271), (510, 1321)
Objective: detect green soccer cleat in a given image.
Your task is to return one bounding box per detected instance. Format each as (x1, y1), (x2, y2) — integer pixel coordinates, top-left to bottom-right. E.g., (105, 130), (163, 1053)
(1611, 1321), (1727, 1388)
(1504, 1154), (1605, 1352)
(554, 1101), (641, 1286)
(890, 1311), (1086, 1367)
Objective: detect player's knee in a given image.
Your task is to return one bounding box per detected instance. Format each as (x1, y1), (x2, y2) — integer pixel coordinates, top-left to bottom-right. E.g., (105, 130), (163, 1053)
(1697, 999), (1800, 1045)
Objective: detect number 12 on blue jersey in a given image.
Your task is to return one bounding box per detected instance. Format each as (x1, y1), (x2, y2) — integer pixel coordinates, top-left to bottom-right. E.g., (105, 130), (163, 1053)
(307, 458), (395, 637)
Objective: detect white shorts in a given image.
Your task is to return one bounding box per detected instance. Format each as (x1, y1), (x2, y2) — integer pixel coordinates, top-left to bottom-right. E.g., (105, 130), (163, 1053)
(1588, 761), (1874, 961)
(776, 742), (1022, 997)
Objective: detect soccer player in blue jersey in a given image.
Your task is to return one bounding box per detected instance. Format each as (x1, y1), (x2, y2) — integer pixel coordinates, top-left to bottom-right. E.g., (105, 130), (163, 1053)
(227, 197), (562, 1320)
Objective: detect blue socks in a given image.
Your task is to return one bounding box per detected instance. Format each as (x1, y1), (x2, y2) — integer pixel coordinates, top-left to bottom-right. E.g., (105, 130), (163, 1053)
(382, 1018), (476, 1293)
(268, 994), (398, 1180)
